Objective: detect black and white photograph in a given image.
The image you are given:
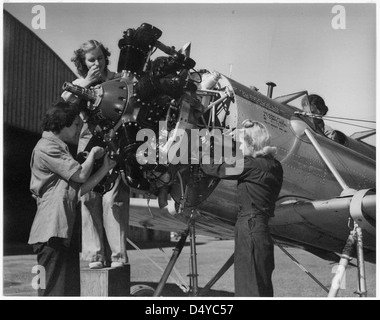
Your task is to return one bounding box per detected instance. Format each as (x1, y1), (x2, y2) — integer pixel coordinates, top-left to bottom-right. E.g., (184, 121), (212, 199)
(1, 1), (377, 302)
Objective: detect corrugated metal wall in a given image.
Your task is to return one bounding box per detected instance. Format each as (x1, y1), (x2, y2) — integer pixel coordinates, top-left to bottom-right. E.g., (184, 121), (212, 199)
(3, 10), (76, 133)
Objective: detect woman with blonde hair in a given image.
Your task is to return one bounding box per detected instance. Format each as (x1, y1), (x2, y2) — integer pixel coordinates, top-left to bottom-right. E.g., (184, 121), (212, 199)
(62, 40), (130, 270)
(201, 119), (283, 297)
(70, 39), (112, 86)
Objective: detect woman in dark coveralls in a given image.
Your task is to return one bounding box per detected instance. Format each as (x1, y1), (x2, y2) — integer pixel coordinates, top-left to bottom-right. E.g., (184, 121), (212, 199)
(201, 119), (283, 297)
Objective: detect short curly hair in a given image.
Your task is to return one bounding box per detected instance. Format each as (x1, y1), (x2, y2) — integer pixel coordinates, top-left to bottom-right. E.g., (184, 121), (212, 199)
(41, 101), (80, 133)
(71, 40), (111, 78)
(309, 94), (329, 116)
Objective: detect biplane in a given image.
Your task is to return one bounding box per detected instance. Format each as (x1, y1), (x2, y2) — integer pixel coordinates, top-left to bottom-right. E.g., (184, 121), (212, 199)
(62, 23), (376, 297)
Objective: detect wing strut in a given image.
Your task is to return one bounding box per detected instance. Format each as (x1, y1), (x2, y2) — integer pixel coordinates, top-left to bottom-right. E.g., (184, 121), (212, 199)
(304, 128), (370, 297)
(304, 128), (352, 193)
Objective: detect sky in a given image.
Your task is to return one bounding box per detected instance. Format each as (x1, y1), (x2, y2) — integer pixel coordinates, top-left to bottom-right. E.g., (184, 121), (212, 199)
(2, 1), (377, 137)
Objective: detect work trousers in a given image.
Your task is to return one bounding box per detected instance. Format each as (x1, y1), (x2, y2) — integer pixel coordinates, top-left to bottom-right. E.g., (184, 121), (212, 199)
(78, 124), (130, 265)
(234, 212), (275, 297)
(81, 175), (130, 264)
(32, 237), (80, 296)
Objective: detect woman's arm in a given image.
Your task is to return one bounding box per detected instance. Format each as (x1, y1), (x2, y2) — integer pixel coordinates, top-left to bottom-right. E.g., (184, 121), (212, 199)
(200, 132), (248, 180)
(79, 155), (116, 196)
(200, 159), (248, 180)
(70, 146), (105, 183)
(61, 66), (101, 102)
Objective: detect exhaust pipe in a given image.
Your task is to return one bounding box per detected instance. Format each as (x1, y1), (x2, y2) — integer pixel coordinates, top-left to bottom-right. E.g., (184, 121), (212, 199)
(266, 82), (277, 98)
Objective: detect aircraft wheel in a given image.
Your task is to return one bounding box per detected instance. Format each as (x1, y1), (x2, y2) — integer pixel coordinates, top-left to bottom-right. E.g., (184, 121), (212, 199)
(130, 284), (155, 296)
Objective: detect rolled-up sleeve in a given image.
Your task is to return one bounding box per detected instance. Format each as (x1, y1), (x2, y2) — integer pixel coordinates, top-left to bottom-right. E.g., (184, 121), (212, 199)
(39, 144), (81, 181)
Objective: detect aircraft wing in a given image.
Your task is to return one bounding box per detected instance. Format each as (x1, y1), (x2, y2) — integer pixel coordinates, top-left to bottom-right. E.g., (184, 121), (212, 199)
(128, 198), (235, 239)
(272, 192), (376, 261)
(128, 190), (376, 263)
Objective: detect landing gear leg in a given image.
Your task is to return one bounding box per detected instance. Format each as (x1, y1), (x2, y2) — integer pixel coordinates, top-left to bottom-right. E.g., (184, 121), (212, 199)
(328, 222), (367, 297)
(153, 228), (190, 297)
(153, 212), (234, 297)
(153, 213), (200, 297)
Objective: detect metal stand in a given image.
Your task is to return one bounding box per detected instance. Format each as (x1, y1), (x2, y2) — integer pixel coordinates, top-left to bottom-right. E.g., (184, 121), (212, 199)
(153, 228), (189, 297)
(328, 222), (367, 297)
(153, 211), (233, 297)
(188, 220), (199, 296)
(153, 212), (201, 296)
(355, 225), (367, 297)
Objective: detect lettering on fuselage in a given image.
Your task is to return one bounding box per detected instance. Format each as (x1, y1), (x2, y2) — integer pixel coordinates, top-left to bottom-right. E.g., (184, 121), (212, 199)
(230, 81), (290, 136)
(263, 110), (288, 133)
(232, 85), (280, 114)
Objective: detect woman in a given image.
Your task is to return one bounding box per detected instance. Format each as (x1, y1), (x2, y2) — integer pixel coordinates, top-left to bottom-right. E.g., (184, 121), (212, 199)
(201, 119), (283, 297)
(28, 101), (116, 296)
(64, 40), (115, 89)
(62, 40), (130, 269)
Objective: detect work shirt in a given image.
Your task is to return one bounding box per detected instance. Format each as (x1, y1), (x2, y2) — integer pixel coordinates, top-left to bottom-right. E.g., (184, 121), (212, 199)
(28, 131), (81, 245)
(201, 155), (283, 217)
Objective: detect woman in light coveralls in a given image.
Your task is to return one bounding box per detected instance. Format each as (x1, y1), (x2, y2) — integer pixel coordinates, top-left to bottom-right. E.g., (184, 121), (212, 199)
(62, 40), (130, 269)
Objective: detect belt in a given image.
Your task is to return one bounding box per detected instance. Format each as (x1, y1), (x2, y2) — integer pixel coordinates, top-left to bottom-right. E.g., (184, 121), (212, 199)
(238, 211), (269, 221)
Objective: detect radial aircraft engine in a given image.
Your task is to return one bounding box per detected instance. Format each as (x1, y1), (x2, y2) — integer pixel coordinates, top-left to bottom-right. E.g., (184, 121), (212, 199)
(62, 23), (228, 212)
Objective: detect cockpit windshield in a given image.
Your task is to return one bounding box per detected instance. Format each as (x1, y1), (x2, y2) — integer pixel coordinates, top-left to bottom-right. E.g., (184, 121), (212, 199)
(274, 91), (311, 112)
(350, 129), (376, 147)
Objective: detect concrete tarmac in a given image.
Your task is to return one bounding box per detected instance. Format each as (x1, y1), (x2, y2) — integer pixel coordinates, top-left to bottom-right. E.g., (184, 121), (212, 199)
(2, 236), (376, 298)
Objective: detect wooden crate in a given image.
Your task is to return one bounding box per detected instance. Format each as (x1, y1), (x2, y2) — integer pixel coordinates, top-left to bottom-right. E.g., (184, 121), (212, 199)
(80, 265), (130, 297)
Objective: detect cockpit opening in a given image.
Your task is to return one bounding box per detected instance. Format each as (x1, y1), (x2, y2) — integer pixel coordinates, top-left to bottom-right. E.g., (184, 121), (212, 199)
(276, 91), (375, 159)
(275, 91), (345, 144)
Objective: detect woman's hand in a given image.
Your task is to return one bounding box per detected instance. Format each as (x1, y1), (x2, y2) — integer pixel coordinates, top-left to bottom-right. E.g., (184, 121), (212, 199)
(223, 127), (237, 140)
(90, 146), (106, 160)
(102, 154), (117, 171)
(85, 65), (104, 85)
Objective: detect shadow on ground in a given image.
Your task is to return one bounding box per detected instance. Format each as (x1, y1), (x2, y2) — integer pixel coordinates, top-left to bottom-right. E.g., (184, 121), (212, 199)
(129, 281), (234, 297)
(3, 239), (214, 256)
